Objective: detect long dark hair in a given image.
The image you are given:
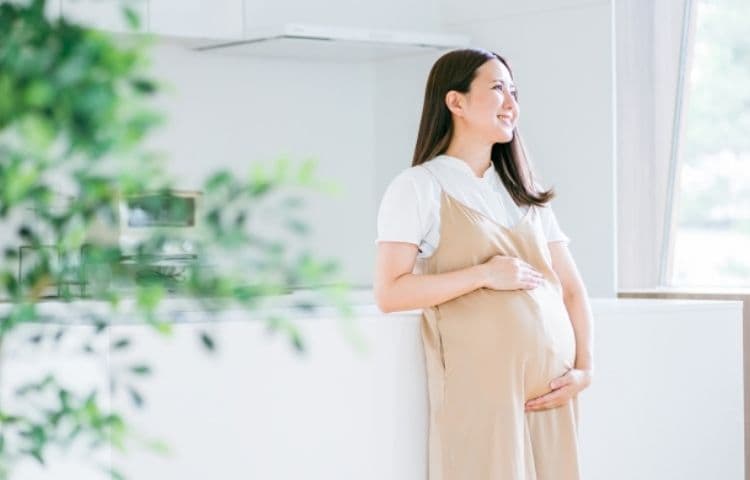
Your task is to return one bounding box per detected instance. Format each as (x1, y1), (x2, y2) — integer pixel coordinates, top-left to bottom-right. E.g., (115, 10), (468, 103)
(411, 48), (555, 207)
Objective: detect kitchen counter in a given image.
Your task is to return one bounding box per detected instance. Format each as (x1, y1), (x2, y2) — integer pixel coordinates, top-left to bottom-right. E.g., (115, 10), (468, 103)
(2, 293), (744, 479)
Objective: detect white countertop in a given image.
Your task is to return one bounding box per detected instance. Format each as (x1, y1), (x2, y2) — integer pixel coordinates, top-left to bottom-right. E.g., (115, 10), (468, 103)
(0, 288), (742, 324)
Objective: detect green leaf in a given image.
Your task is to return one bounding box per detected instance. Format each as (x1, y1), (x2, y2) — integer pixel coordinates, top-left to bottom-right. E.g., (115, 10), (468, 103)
(122, 5), (141, 30)
(297, 159), (317, 184)
(105, 466), (126, 480)
(137, 284), (165, 311)
(20, 114), (56, 149)
(199, 331), (215, 352)
(127, 386), (144, 409)
(10, 303), (36, 325)
(130, 78), (156, 94)
(112, 338), (131, 350)
(205, 171), (232, 192)
(23, 80), (55, 107)
(280, 195), (304, 210)
(129, 365), (151, 376)
(291, 329), (305, 353)
(5, 163), (40, 203)
(53, 328), (65, 343)
(272, 156), (290, 181)
(29, 448), (45, 465)
(285, 219), (309, 235)
(143, 438), (170, 455)
(58, 389), (71, 409)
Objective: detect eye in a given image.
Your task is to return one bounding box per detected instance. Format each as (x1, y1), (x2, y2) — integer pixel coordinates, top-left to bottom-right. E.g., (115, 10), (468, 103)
(494, 84), (519, 100)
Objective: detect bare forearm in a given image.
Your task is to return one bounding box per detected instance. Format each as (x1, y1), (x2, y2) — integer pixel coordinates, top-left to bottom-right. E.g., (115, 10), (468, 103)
(376, 265), (485, 313)
(564, 291), (595, 372)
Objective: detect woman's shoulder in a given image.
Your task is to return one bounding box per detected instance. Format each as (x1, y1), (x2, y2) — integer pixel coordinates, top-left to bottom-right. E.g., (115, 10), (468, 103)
(377, 164), (442, 244)
(384, 164), (441, 197)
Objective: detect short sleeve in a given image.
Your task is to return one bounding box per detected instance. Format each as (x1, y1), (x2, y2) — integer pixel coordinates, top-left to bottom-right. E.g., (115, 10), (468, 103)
(376, 170), (430, 246)
(531, 179), (570, 245)
(539, 204), (571, 245)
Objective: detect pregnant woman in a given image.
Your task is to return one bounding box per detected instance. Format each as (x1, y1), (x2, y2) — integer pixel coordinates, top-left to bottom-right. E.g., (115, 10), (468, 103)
(374, 48), (595, 479)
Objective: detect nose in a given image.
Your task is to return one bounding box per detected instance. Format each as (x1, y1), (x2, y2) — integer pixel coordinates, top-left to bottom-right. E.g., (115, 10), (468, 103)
(502, 91), (518, 115)
(502, 91), (517, 109)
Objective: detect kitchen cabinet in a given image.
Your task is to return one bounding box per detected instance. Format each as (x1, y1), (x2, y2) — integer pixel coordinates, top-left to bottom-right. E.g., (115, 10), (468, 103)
(2, 295), (744, 479)
(60, 0), (148, 33)
(148, 0), (243, 40)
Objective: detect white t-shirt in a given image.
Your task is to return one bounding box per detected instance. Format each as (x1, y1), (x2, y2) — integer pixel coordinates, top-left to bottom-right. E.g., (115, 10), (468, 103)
(376, 154), (570, 259)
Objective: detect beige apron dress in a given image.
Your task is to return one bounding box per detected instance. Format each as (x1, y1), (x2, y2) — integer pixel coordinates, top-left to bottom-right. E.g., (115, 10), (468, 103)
(417, 166), (581, 480)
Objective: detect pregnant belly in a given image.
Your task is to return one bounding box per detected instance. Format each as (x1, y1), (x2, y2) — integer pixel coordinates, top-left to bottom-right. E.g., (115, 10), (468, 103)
(522, 282), (577, 399)
(437, 283), (577, 402)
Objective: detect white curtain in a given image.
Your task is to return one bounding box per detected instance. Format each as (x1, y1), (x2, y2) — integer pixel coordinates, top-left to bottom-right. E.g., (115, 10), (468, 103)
(616, 0), (697, 290)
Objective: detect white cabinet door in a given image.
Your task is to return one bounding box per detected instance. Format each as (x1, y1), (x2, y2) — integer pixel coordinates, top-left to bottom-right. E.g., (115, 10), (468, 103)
(60, 0), (147, 33)
(148, 0), (243, 40)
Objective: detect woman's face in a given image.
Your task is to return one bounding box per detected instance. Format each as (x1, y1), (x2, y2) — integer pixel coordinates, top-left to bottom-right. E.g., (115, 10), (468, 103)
(453, 58), (519, 143)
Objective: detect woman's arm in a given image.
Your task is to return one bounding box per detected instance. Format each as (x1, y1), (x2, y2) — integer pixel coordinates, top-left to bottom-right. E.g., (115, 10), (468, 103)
(525, 241), (594, 411)
(374, 241), (544, 313)
(549, 241), (594, 373)
(374, 242), (486, 313)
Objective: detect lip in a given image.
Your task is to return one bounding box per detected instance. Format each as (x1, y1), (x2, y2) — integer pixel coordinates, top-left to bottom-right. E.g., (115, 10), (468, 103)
(497, 115), (514, 125)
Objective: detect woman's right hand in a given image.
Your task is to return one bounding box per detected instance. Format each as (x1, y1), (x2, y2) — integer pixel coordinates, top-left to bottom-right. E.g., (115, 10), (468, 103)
(479, 255), (544, 291)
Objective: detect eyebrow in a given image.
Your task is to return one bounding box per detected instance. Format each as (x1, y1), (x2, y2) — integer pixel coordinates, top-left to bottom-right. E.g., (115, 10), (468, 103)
(492, 79), (516, 88)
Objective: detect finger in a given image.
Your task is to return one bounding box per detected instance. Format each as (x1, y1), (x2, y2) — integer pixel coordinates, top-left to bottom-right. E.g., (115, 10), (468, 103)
(526, 386), (572, 407)
(521, 260), (543, 274)
(526, 268), (544, 281)
(525, 390), (562, 407)
(526, 391), (571, 411)
(550, 373), (573, 390)
(526, 398), (567, 412)
(521, 262), (543, 277)
(521, 271), (543, 286)
(525, 269), (543, 281)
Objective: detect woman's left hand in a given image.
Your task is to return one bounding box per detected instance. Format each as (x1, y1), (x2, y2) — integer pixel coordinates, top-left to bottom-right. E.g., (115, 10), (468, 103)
(525, 368), (593, 412)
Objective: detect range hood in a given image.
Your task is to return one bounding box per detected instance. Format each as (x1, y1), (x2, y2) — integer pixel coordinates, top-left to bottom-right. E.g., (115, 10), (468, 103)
(193, 23), (471, 61)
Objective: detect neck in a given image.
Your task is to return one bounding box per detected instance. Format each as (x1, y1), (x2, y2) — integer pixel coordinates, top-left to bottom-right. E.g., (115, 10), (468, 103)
(444, 139), (493, 178)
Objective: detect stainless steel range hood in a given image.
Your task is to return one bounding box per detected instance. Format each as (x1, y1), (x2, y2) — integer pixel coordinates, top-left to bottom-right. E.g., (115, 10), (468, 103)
(193, 23), (471, 61)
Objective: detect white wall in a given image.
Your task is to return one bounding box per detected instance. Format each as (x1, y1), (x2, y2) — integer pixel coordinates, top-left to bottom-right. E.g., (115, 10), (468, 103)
(372, 53), (442, 208)
(136, 0), (617, 296)
(1, 1), (617, 297)
(373, 0), (615, 297)
(436, 0), (616, 297)
(144, 43), (379, 287)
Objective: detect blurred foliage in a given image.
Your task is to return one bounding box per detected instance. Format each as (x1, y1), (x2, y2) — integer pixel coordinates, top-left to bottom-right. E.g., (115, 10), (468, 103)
(683, 0), (750, 160)
(0, 0), (354, 478)
(678, 0), (750, 229)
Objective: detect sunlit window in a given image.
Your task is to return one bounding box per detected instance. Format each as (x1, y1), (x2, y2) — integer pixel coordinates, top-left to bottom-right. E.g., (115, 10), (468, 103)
(671, 0), (750, 287)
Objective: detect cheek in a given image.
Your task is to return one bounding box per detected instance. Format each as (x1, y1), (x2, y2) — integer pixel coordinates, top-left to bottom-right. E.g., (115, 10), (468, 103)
(484, 98), (503, 114)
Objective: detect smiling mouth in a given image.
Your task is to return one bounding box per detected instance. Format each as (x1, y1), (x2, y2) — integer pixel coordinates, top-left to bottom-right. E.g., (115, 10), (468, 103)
(497, 116), (513, 125)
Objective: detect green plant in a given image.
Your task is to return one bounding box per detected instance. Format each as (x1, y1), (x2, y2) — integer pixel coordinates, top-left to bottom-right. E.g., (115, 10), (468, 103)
(0, 1), (354, 478)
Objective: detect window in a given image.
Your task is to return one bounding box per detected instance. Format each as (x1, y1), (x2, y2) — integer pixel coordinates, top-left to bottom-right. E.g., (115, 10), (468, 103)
(670, 0), (750, 287)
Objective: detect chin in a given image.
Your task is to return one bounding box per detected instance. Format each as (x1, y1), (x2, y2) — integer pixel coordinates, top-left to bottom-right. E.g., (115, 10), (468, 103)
(495, 131), (515, 144)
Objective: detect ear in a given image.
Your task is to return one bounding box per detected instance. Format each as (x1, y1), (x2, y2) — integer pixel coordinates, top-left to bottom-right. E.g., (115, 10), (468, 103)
(444, 90), (465, 117)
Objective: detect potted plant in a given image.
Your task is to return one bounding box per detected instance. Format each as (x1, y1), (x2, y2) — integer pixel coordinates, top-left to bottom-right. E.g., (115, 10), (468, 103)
(0, 1), (353, 478)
